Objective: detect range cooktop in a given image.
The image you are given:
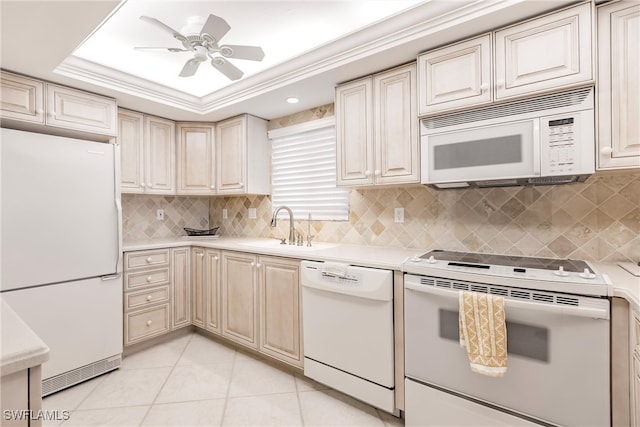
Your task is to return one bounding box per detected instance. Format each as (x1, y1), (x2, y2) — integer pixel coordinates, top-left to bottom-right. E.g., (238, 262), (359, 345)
(402, 250), (611, 297)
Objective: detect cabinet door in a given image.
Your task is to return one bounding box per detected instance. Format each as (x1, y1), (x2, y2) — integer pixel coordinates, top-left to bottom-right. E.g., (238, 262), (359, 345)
(336, 77), (374, 186)
(205, 249), (221, 334)
(216, 116), (247, 194)
(191, 247), (205, 328)
(177, 123), (216, 195)
(118, 110), (145, 194)
(417, 34), (492, 114)
(374, 63), (420, 185)
(495, 3), (592, 99)
(171, 247), (191, 329)
(597, 1), (640, 170)
(258, 256), (302, 367)
(221, 252), (258, 349)
(0, 70), (44, 124)
(145, 115), (175, 194)
(45, 84), (117, 136)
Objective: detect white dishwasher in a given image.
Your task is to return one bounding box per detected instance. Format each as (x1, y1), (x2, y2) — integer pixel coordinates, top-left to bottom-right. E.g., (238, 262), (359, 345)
(300, 260), (396, 413)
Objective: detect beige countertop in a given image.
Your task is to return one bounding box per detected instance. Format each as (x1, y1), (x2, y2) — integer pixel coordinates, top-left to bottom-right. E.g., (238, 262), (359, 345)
(595, 262), (640, 311)
(124, 237), (640, 308)
(1, 299), (49, 377)
(124, 236), (424, 271)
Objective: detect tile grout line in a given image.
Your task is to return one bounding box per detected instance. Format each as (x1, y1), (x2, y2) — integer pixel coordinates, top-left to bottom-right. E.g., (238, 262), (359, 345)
(138, 333), (195, 426)
(218, 346), (239, 426)
(294, 375), (306, 427)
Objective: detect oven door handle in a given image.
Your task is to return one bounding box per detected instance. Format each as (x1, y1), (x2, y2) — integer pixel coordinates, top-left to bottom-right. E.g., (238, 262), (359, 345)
(405, 283), (609, 320)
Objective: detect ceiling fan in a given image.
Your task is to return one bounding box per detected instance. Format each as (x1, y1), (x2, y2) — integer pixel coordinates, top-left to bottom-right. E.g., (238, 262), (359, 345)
(134, 14), (265, 80)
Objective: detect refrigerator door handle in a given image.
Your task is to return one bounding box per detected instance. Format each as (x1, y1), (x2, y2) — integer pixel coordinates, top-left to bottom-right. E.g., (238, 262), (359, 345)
(101, 273), (122, 281)
(113, 143), (123, 275)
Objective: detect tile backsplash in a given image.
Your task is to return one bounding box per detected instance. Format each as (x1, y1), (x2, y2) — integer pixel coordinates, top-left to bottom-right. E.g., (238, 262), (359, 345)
(207, 171), (639, 263)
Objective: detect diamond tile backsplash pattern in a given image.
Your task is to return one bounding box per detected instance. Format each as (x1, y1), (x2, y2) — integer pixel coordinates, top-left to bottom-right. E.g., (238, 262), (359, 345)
(207, 171), (640, 263)
(122, 194), (210, 241)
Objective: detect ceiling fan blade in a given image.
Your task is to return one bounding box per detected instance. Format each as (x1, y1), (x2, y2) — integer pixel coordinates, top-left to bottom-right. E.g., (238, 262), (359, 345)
(140, 16), (188, 42)
(134, 47), (188, 52)
(179, 58), (202, 77)
(218, 45), (265, 61)
(200, 14), (231, 43)
(211, 57), (244, 81)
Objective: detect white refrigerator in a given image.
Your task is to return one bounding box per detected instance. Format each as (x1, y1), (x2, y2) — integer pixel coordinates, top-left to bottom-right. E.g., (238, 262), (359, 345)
(1, 128), (123, 396)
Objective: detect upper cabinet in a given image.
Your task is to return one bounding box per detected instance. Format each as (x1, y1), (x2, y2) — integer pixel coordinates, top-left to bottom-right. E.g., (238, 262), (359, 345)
(45, 84), (117, 136)
(418, 35), (492, 114)
(596, 0), (640, 170)
(117, 109), (175, 194)
(216, 114), (270, 195)
(0, 71), (44, 124)
(176, 123), (216, 195)
(1, 71), (117, 140)
(337, 63), (419, 187)
(418, 2), (593, 115)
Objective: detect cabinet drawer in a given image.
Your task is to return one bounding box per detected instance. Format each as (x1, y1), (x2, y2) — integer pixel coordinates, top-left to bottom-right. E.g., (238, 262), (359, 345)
(125, 286), (170, 311)
(125, 268), (170, 290)
(125, 304), (170, 345)
(125, 249), (170, 270)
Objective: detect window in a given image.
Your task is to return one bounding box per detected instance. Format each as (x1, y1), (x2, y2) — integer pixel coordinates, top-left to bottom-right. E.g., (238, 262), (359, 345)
(268, 117), (349, 221)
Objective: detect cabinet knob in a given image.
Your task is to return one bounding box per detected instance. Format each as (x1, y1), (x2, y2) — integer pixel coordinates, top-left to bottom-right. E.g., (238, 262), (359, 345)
(146, 320), (152, 326)
(480, 83), (489, 91)
(256, 263), (262, 269)
(198, 253), (204, 258)
(497, 79), (505, 88)
(239, 182), (244, 187)
(141, 182), (146, 187)
(214, 256), (219, 261)
(600, 146), (613, 155)
(374, 169), (381, 176)
(146, 276), (152, 282)
(147, 295), (153, 301)
(210, 185), (215, 189)
(365, 170), (372, 177)
(251, 262), (255, 267)
(146, 257), (152, 263)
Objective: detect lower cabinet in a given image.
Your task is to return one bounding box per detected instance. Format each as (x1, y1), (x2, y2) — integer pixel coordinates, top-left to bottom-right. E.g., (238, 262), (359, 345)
(123, 247), (190, 346)
(191, 247), (221, 334)
(633, 310), (640, 426)
(218, 251), (302, 367)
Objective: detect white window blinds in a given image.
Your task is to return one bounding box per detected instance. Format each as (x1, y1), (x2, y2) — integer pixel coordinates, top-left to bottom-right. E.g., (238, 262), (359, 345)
(268, 117), (349, 221)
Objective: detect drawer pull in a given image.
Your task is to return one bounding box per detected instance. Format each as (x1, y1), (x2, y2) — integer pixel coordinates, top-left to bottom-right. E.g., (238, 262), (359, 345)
(146, 320), (152, 326)
(146, 257), (152, 263)
(147, 295), (153, 301)
(146, 276), (152, 282)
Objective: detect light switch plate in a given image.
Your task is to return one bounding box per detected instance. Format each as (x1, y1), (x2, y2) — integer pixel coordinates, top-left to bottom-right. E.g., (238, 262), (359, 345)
(156, 209), (164, 221)
(248, 208), (257, 219)
(222, 209), (228, 219)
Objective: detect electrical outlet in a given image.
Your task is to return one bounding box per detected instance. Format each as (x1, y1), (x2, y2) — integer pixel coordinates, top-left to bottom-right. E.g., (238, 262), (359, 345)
(248, 208), (257, 219)
(222, 209), (228, 220)
(156, 209), (165, 221)
(394, 207), (404, 224)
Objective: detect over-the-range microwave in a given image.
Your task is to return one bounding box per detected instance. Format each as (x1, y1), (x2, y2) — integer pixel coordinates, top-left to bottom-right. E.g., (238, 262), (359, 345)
(420, 86), (595, 189)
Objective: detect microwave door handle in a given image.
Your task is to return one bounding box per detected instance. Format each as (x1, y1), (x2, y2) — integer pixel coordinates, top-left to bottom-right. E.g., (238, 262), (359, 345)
(532, 119), (541, 175)
(404, 282), (608, 320)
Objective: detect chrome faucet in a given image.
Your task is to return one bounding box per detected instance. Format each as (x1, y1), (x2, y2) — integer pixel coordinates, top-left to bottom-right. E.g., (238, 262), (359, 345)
(271, 206), (295, 245)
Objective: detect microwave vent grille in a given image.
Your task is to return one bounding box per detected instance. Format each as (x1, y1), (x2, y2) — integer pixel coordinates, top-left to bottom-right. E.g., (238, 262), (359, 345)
(422, 86), (592, 129)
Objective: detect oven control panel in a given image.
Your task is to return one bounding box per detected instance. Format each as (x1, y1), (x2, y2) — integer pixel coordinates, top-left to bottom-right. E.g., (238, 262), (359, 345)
(540, 108), (594, 177)
(547, 117), (576, 172)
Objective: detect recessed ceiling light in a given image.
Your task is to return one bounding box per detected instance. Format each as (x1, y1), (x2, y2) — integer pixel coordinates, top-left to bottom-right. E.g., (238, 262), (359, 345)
(286, 97), (299, 104)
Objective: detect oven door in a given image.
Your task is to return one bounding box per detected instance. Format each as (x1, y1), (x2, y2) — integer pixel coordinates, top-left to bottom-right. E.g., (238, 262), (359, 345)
(404, 274), (610, 427)
(421, 119), (539, 185)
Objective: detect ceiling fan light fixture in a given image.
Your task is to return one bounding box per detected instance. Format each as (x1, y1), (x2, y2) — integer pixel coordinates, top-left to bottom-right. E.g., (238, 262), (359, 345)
(286, 97), (299, 104)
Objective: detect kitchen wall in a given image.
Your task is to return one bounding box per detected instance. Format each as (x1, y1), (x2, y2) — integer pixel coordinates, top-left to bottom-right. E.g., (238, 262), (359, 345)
(122, 104), (639, 263)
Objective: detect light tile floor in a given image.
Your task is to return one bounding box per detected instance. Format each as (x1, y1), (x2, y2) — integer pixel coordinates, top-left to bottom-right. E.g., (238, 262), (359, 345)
(42, 332), (404, 427)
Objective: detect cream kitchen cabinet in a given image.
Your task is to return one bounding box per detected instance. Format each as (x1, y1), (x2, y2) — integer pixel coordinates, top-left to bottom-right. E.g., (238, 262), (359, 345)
(417, 34), (492, 115)
(0, 70), (44, 125)
(176, 123), (217, 195)
(633, 310), (640, 426)
(596, 0), (640, 170)
(117, 109), (176, 194)
(494, 3), (592, 100)
(418, 3), (593, 115)
(171, 247), (191, 330)
(191, 247), (221, 334)
(123, 249), (172, 345)
(1, 71), (117, 139)
(216, 114), (270, 195)
(221, 251), (259, 349)
(45, 84), (117, 137)
(221, 251), (302, 366)
(337, 63), (419, 187)
(258, 256), (302, 367)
